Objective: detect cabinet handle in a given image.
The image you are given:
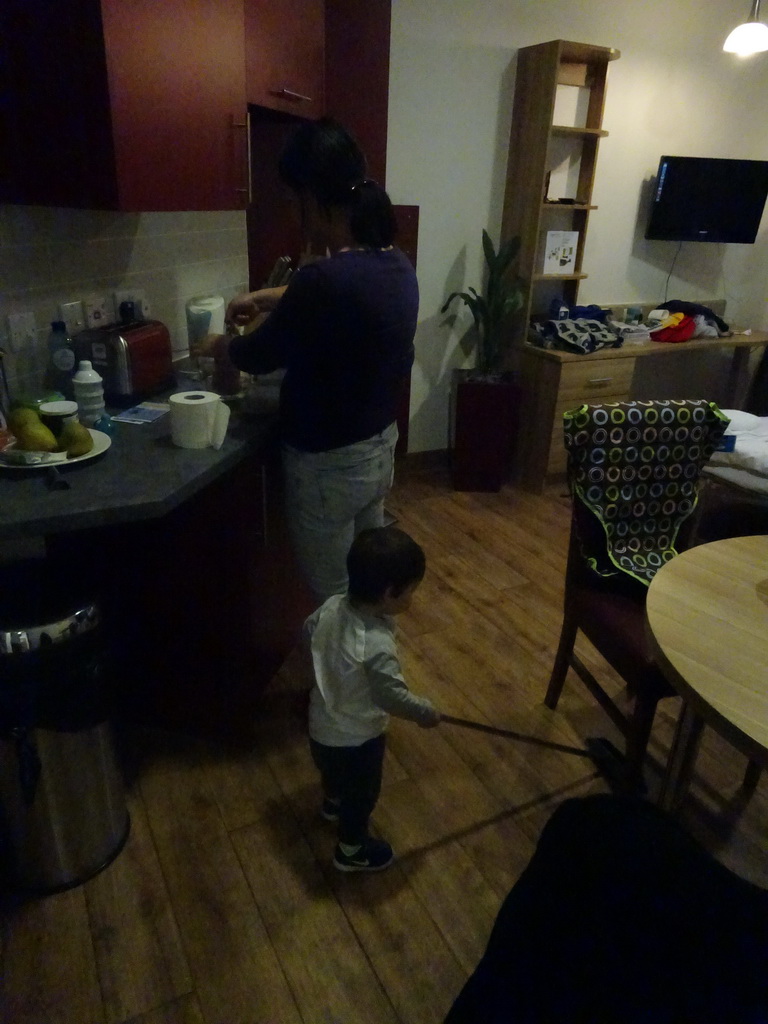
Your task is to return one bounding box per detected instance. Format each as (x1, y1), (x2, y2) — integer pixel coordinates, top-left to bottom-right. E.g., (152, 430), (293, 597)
(271, 87), (313, 103)
(586, 377), (612, 385)
(231, 113), (251, 205)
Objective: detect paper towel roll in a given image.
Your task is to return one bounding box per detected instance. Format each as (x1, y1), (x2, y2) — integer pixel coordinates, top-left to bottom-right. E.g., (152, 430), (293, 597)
(186, 295), (225, 350)
(170, 391), (230, 449)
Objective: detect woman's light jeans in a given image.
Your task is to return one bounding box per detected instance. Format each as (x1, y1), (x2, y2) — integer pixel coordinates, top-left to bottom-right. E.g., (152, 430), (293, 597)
(282, 422), (398, 603)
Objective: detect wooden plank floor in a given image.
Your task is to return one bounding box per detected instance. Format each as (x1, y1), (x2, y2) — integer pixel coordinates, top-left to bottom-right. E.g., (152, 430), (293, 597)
(2, 461), (767, 1024)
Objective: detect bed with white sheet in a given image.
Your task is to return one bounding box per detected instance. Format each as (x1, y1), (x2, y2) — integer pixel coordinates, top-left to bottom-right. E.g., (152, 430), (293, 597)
(705, 409), (768, 495)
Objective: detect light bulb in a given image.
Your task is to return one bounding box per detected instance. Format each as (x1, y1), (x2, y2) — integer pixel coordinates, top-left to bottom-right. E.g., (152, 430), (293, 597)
(723, 20), (768, 55)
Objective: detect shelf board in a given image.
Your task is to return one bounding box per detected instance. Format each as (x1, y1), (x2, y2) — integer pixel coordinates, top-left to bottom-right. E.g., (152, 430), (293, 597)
(542, 203), (597, 211)
(533, 272), (589, 282)
(559, 41), (621, 64)
(550, 125), (609, 138)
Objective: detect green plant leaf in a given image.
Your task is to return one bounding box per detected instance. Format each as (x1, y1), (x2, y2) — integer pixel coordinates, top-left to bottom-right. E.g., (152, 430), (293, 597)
(481, 229), (497, 273)
(503, 291), (524, 316)
(441, 229), (525, 374)
(495, 235), (521, 276)
(441, 291), (478, 315)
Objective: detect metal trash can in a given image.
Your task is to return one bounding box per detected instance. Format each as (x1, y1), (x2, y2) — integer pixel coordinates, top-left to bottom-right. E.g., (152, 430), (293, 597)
(0, 560), (129, 893)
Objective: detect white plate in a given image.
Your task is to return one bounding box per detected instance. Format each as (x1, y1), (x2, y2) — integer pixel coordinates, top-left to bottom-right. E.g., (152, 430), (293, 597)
(0, 429), (111, 471)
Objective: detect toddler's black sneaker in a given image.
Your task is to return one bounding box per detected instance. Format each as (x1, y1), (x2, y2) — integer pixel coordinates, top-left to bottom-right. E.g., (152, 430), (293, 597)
(333, 838), (394, 872)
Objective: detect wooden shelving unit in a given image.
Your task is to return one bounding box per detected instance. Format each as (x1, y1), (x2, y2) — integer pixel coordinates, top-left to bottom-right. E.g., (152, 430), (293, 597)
(501, 39), (620, 341)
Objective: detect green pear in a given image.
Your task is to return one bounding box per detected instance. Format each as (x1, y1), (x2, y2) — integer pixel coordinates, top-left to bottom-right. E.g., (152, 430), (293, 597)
(8, 406), (42, 434)
(59, 419), (93, 457)
(14, 418), (58, 452)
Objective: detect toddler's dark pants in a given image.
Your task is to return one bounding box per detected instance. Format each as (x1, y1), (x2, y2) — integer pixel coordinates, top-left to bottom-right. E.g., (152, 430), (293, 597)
(309, 734), (385, 846)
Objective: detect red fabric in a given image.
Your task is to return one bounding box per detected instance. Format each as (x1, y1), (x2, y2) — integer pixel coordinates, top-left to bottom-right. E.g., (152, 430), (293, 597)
(650, 315), (696, 343)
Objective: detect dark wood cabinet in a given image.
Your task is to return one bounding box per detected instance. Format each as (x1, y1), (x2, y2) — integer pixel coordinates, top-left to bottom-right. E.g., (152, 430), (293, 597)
(325, 0), (391, 185)
(1, 0), (249, 211)
(113, 448), (314, 741)
(46, 444), (315, 742)
(246, 0), (393, 286)
(0, 0), (393, 215)
(244, 0), (325, 120)
(100, 0), (249, 212)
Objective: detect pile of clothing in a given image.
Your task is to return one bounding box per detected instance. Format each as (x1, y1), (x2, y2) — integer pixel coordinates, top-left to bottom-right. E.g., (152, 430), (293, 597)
(531, 304), (620, 354)
(531, 300), (730, 355)
(642, 300), (730, 343)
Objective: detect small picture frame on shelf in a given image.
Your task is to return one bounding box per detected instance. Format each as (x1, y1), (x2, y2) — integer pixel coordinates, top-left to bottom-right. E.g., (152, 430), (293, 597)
(543, 230), (578, 274)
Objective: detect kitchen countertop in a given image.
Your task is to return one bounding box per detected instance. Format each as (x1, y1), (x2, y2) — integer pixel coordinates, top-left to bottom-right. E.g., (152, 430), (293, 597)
(0, 397), (278, 539)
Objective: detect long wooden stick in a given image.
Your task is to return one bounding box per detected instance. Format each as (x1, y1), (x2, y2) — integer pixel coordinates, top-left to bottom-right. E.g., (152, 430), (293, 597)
(441, 714), (591, 757)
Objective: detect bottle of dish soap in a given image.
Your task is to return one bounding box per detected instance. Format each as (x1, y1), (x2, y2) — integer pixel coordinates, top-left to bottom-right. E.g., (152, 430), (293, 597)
(44, 321), (76, 399)
(72, 360), (105, 426)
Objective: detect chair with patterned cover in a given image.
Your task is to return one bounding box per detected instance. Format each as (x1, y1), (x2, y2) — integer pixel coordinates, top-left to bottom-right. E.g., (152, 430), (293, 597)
(544, 399), (729, 791)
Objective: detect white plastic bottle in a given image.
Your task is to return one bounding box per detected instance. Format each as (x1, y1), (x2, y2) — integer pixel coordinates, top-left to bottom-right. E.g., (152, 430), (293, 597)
(72, 360), (105, 426)
(44, 320), (76, 398)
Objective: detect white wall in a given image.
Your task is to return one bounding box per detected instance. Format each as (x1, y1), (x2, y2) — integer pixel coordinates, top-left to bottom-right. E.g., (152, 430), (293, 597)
(388, 0), (768, 452)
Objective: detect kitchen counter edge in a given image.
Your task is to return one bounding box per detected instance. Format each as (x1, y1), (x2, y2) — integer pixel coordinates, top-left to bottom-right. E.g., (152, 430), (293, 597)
(0, 408), (278, 540)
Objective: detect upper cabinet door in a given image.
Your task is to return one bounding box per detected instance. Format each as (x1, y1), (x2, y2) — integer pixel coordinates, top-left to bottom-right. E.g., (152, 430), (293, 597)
(244, 0), (325, 120)
(0, 0), (248, 211)
(100, 0), (249, 211)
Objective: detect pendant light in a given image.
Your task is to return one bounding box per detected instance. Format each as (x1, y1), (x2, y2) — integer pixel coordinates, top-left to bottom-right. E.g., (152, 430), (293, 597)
(723, 0), (768, 55)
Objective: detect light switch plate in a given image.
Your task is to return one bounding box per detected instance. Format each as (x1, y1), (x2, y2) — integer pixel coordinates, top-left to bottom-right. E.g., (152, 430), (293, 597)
(85, 293), (113, 329)
(59, 300), (86, 335)
(7, 312), (37, 353)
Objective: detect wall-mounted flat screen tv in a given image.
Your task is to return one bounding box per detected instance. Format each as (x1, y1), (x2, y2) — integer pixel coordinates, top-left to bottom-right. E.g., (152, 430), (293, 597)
(645, 155), (768, 243)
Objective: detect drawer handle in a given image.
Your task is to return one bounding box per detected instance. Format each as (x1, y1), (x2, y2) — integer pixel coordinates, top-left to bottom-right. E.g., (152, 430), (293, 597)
(586, 377), (613, 385)
(271, 87), (313, 103)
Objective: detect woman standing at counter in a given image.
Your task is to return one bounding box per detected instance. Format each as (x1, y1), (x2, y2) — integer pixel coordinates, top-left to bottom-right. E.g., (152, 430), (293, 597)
(222, 118), (418, 602)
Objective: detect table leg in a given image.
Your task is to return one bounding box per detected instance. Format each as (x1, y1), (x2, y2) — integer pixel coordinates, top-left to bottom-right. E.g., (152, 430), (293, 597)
(658, 702), (704, 813)
(725, 346), (752, 408)
(742, 759), (762, 792)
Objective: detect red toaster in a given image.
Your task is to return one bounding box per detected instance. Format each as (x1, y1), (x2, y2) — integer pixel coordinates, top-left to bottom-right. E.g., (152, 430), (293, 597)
(74, 320), (174, 403)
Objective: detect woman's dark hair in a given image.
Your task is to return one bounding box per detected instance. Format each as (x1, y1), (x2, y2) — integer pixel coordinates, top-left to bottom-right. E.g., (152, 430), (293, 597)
(278, 117), (397, 248)
(347, 527), (426, 604)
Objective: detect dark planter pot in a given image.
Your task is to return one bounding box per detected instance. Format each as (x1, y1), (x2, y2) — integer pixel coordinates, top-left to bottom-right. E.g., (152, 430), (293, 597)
(450, 369), (521, 491)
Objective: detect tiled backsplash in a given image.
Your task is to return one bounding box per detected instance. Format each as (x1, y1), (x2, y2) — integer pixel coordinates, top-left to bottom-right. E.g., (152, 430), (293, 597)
(0, 205), (248, 399)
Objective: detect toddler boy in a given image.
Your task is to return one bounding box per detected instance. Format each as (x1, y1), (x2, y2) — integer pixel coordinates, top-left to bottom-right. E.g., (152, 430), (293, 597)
(304, 526), (440, 872)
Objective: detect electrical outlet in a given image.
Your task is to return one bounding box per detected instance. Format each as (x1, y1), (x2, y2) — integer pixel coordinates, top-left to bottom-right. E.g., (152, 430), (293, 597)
(114, 289), (148, 321)
(85, 293), (113, 329)
(7, 312), (37, 354)
(59, 300), (86, 336)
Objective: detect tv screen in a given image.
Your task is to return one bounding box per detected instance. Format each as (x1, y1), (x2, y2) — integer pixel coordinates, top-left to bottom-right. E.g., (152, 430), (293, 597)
(645, 155), (768, 244)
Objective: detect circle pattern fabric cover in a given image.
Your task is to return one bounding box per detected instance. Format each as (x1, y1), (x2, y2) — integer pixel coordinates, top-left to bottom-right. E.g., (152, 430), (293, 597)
(563, 400), (729, 585)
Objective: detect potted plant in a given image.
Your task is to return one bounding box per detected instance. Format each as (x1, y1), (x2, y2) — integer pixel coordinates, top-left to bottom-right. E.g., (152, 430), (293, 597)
(441, 230), (525, 491)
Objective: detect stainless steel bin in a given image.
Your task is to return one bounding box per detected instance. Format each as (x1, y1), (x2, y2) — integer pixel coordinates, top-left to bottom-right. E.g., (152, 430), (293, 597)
(0, 580), (129, 893)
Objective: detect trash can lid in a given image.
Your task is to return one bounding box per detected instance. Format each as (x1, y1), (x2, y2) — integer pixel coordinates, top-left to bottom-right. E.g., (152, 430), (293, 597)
(0, 558), (99, 630)
(1, 602), (99, 656)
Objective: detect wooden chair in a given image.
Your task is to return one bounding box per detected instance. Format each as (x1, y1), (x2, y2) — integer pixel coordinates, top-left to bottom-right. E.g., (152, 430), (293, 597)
(545, 399), (729, 791)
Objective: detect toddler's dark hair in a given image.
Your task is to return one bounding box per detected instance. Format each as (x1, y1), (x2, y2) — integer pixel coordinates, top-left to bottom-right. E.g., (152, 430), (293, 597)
(278, 117), (397, 248)
(347, 527), (425, 604)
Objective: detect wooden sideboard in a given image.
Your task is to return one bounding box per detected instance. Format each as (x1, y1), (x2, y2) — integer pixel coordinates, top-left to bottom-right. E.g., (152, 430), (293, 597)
(516, 331), (768, 492)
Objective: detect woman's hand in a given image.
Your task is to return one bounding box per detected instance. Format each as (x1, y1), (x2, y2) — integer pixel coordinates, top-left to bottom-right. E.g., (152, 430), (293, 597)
(190, 332), (231, 360)
(226, 287), (287, 329)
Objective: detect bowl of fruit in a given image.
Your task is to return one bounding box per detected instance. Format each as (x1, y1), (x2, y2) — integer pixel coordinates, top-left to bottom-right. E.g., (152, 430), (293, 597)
(0, 402), (102, 468)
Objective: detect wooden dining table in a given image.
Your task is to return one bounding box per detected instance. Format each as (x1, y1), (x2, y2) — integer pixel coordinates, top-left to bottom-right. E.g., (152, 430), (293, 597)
(645, 534), (768, 810)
